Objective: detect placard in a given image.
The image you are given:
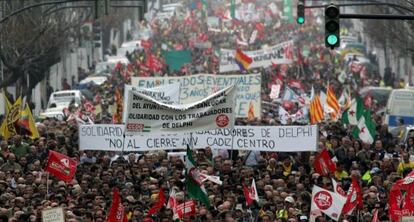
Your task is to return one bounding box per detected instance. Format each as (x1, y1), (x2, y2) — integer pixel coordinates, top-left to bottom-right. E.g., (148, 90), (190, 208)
(269, 84), (281, 99)
(125, 85), (236, 134)
(219, 41), (293, 72)
(42, 207), (64, 222)
(131, 74), (261, 117)
(79, 124), (318, 152)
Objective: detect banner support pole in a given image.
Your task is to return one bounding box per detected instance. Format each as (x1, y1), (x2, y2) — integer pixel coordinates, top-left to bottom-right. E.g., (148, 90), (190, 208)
(230, 128), (235, 161)
(119, 133), (127, 160)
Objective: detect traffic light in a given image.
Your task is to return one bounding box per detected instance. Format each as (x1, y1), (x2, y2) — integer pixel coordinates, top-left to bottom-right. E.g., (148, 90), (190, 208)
(297, 0), (305, 25)
(94, 0), (99, 19)
(325, 4), (340, 49)
(93, 20), (102, 48)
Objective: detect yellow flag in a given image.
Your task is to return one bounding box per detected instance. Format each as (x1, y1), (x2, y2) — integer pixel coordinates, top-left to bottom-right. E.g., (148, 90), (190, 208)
(1, 96), (22, 140)
(20, 103), (39, 139)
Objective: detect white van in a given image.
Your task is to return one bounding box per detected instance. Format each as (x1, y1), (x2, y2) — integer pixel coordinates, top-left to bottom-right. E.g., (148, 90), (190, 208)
(40, 90), (82, 120)
(47, 90), (82, 108)
(385, 89), (414, 129)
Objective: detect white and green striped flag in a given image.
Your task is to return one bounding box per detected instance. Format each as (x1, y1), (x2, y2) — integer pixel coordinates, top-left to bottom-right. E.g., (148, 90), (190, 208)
(342, 97), (364, 125)
(185, 145), (210, 207)
(352, 110), (376, 144)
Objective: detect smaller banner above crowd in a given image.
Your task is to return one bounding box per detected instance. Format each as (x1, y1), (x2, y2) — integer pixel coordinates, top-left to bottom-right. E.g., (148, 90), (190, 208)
(132, 74), (261, 118)
(219, 41), (293, 72)
(125, 85), (236, 134)
(79, 124), (318, 152)
(122, 83), (181, 122)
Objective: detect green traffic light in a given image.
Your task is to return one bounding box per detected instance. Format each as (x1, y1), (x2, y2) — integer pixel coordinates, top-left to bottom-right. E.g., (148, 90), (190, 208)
(297, 17), (305, 24)
(326, 34), (338, 45)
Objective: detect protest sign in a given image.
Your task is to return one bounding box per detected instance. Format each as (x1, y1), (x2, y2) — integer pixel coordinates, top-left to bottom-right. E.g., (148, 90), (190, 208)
(79, 124), (318, 152)
(125, 85), (236, 134)
(269, 84), (281, 99)
(42, 207), (64, 222)
(131, 74), (261, 117)
(123, 83), (181, 122)
(219, 41), (293, 72)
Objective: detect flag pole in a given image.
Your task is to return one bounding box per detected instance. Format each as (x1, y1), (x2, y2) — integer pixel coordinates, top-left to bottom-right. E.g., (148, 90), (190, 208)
(183, 132), (194, 221)
(46, 172), (49, 200)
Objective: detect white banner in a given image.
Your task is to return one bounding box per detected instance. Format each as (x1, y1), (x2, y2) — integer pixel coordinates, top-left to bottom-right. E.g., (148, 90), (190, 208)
(269, 84), (281, 99)
(131, 74), (261, 118)
(122, 83), (181, 122)
(79, 124), (318, 152)
(125, 85), (236, 134)
(219, 41), (293, 72)
(42, 207), (64, 222)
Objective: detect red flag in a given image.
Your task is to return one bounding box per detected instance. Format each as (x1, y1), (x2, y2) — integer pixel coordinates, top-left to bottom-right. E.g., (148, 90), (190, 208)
(146, 53), (163, 72)
(342, 177), (363, 215)
(397, 171), (414, 216)
(176, 200), (196, 219)
(147, 188), (166, 217)
(44, 150), (77, 182)
(243, 185), (254, 206)
(313, 149), (336, 176)
(106, 188), (128, 222)
(243, 179), (259, 206)
(388, 182), (406, 222)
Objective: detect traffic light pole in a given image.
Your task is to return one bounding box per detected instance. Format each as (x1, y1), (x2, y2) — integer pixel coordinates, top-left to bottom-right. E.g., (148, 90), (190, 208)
(340, 13), (414, 21)
(306, 2), (414, 21)
(305, 2), (414, 13)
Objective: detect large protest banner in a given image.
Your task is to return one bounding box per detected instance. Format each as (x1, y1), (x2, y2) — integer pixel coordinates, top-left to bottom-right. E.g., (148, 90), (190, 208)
(79, 124), (318, 152)
(125, 85), (236, 134)
(122, 83), (181, 122)
(131, 74), (261, 118)
(219, 41), (293, 73)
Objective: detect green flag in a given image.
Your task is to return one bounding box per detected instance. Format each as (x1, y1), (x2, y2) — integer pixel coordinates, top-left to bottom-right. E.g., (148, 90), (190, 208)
(186, 145), (210, 207)
(230, 0), (236, 19)
(162, 50), (192, 71)
(342, 96), (364, 125)
(352, 110), (376, 144)
(201, 0), (208, 17)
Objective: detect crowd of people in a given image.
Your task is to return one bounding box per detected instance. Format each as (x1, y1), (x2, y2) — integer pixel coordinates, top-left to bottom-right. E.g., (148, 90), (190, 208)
(0, 0), (412, 222)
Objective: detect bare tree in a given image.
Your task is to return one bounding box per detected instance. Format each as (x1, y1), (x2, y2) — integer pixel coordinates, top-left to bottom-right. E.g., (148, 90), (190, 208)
(0, 0), (90, 99)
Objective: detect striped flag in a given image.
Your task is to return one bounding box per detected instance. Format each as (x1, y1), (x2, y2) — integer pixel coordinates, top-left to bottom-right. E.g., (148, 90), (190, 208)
(309, 95), (324, 124)
(235, 49), (253, 71)
(326, 86), (340, 120)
